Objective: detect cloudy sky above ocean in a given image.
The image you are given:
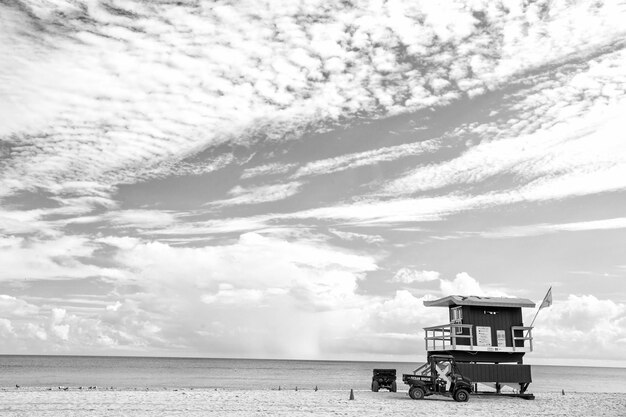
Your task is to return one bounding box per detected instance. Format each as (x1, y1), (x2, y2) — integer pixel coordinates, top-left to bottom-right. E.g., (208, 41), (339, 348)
(1, 0), (625, 366)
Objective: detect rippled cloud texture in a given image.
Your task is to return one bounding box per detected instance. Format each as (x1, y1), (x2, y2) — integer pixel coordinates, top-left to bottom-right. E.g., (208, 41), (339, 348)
(1, 0), (626, 366)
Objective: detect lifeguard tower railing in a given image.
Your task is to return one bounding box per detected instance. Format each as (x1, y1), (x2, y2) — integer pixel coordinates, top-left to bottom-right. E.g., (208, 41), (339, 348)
(424, 324), (533, 353)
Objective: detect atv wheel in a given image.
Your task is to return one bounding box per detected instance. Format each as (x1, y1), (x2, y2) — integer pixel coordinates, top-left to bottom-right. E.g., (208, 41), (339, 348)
(453, 388), (469, 402)
(372, 381), (379, 392)
(409, 387), (425, 400)
(390, 381), (397, 392)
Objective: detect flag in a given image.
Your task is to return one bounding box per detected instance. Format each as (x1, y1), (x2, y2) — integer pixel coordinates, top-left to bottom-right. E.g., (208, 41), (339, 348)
(539, 287), (552, 310)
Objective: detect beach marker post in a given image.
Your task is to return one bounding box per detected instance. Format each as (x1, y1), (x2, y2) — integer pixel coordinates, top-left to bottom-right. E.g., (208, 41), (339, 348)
(349, 389), (354, 400)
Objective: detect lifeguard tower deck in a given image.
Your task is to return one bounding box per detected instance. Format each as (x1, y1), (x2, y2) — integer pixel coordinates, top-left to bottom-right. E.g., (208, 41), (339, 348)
(423, 295), (536, 398)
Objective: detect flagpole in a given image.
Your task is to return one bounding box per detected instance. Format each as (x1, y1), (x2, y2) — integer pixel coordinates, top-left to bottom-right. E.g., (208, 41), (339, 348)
(528, 307), (541, 330)
(526, 286), (552, 338)
(525, 311), (540, 339)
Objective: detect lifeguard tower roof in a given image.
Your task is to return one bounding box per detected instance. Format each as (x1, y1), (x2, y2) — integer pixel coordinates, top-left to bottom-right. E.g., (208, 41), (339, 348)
(424, 295), (535, 308)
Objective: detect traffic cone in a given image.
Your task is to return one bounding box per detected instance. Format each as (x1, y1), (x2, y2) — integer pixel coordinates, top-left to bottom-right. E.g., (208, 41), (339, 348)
(349, 388), (354, 400)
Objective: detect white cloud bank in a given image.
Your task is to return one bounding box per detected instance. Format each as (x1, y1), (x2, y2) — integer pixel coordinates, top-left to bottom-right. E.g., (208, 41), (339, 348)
(1, 234), (623, 364)
(532, 294), (626, 364)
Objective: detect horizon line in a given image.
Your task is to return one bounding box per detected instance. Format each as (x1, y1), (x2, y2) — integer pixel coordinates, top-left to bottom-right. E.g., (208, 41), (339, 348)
(0, 353), (624, 369)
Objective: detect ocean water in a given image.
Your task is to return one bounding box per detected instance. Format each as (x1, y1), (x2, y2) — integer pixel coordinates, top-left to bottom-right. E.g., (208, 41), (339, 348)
(1, 355), (624, 393)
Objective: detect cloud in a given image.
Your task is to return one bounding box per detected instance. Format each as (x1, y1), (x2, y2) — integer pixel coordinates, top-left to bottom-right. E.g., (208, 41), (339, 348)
(2, 0), (624, 203)
(241, 162), (297, 180)
(148, 215), (275, 237)
(106, 210), (179, 229)
(0, 236), (623, 364)
(0, 294), (40, 317)
(288, 195), (481, 225)
(0, 318), (14, 337)
(330, 230), (384, 244)
(372, 291), (442, 329)
(381, 96), (626, 201)
(7, 298), (169, 352)
(480, 217), (626, 238)
(114, 232), (376, 299)
(439, 272), (508, 297)
(49, 308), (70, 341)
(292, 139), (441, 179)
(0, 235), (124, 281)
(207, 182), (303, 207)
(385, 41), (626, 201)
(534, 294), (626, 361)
(201, 283), (287, 305)
(321, 290), (446, 358)
(0, 232), (377, 356)
(52, 209), (179, 231)
(290, 99), (626, 228)
(147, 195), (484, 237)
(25, 323), (48, 342)
(144, 194), (484, 237)
(391, 268), (440, 284)
(96, 236), (141, 250)
(0, 208), (58, 236)
(81, 232), (379, 357)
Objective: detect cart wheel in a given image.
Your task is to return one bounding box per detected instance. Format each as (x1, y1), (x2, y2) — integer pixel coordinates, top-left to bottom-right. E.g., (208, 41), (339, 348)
(409, 387), (425, 400)
(453, 389), (469, 402)
(372, 381), (379, 392)
(390, 381), (397, 392)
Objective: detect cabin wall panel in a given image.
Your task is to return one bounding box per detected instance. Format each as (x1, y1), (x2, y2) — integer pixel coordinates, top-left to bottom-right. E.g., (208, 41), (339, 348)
(456, 364), (532, 383)
(455, 306), (523, 347)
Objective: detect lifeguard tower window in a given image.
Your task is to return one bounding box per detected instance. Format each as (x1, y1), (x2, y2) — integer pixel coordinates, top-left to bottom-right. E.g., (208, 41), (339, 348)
(451, 307), (463, 334)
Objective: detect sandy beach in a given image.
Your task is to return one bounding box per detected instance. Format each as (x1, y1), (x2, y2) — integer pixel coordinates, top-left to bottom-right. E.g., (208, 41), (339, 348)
(1, 388), (624, 417)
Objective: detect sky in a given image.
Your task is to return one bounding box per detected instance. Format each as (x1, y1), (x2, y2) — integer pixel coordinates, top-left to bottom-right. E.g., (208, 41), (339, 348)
(1, 0), (625, 367)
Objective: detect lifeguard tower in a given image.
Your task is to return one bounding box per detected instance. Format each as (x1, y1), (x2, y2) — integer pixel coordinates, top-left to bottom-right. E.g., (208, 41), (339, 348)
(423, 295), (535, 398)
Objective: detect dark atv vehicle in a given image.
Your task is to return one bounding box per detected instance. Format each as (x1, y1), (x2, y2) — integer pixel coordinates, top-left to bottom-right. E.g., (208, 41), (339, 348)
(402, 355), (473, 402)
(371, 369), (397, 392)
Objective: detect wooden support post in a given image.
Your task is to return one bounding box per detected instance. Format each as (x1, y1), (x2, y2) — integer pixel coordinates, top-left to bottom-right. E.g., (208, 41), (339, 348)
(452, 325), (456, 349)
(441, 328), (446, 350)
